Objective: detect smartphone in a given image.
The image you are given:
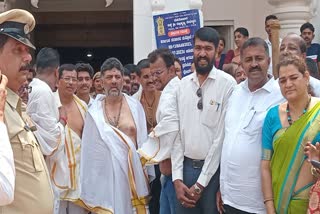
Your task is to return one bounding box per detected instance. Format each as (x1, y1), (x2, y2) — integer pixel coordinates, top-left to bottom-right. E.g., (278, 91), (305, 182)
(311, 160), (320, 169)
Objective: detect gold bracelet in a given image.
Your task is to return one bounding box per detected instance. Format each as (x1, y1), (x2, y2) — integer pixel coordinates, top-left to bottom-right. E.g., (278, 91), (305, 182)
(264, 198), (274, 204)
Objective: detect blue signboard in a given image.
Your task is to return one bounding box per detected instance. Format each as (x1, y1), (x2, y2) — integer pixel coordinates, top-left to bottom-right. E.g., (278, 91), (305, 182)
(153, 9), (201, 76)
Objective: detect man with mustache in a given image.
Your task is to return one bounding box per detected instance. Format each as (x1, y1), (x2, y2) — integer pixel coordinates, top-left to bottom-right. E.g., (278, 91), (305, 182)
(75, 62), (94, 107)
(55, 64), (87, 214)
(172, 27), (236, 214)
(134, 58), (162, 214)
(0, 9), (54, 213)
(79, 57), (151, 213)
(218, 37), (284, 214)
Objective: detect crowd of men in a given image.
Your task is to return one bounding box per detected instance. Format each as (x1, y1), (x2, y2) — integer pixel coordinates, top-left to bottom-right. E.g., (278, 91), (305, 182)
(1, 7), (320, 214)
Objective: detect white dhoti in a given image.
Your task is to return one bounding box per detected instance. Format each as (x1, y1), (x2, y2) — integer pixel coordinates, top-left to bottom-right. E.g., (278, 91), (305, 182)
(78, 94), (151, 214)
(48, 94), (88, 214)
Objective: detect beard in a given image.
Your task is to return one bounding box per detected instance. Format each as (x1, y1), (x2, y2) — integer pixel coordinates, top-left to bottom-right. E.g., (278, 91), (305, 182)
(106, 87), (122, 97)
(194, 56), (214, 75)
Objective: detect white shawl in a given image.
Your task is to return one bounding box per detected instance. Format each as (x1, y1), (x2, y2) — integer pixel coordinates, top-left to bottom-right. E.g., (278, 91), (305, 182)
(78, 94), (151, 214)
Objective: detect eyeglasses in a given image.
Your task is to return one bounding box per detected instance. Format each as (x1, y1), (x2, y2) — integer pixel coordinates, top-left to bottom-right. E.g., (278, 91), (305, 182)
(151, 69), (166, 77)
(61, 77), (78, 83)
(196, 88), (203, 110)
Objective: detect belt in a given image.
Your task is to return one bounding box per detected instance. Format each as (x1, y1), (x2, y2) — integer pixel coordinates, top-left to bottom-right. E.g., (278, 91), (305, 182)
(184, 156), (205, 169)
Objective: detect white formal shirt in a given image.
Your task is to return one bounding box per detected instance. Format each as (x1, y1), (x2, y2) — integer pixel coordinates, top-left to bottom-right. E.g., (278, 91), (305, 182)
(220, 78), (284, 213)
(172, 67), (236, 187)
(27, 78), (64, 156)
(0, 122), (15, 205)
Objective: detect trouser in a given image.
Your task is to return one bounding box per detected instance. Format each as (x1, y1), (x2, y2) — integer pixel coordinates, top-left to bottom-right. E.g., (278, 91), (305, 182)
(159, 174), (177, 214)
(59, 201), (88, 214)
(149, 165), (161, 214)
(223, 204), (256, 214)
(175, 157), (220, 214)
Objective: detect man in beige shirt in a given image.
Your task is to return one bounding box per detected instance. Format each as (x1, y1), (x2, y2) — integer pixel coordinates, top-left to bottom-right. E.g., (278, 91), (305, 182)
(0, 9), (54, 213)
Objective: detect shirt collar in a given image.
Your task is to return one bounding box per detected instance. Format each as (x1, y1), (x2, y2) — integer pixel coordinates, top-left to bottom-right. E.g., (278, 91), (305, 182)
(242, 75), (276, 93)
(190, 66), (217, 85)
(6, 87), (22, 115)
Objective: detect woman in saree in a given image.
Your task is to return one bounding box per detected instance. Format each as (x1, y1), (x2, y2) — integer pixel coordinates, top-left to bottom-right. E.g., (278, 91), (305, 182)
(261, 54), (320, 214)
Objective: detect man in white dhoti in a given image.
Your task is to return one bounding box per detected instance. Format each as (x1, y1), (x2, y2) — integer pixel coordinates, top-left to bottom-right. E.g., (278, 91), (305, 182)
(54, 64), (88, 214)
(78, 57), (151, 214)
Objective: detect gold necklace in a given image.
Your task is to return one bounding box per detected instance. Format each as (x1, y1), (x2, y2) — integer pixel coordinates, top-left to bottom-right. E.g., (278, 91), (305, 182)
(104, 96), (123, 128)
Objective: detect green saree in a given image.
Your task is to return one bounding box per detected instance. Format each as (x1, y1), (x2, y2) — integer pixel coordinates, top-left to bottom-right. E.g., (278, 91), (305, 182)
(271, 102), (320, 214)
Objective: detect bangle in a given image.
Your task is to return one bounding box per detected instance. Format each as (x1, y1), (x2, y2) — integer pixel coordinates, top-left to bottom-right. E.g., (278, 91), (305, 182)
(311, 166), (320, 177)
(264, 198), (274, 204)
(60, 116), (67, 125)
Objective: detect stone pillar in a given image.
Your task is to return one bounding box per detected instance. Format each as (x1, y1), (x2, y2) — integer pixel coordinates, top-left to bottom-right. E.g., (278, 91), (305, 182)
(268, 0), (316, 38)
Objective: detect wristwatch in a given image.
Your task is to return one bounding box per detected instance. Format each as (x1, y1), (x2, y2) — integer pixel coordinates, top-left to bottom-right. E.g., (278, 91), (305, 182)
(194, 183), (202, 194)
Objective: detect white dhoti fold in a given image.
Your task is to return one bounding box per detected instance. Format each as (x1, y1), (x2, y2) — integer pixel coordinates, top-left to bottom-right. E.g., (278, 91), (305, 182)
(138, 77), (180, 164)
(78, 94), (151, 214)
(46, 94), (87, 213)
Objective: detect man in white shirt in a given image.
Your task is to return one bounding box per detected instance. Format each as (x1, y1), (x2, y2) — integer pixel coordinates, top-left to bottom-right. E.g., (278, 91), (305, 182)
(172, 27), (236, 214)
(0, 73), (15, 206)
(27, 47), (67, 213)
(219, 37), (284, 214)
(264, 15), (282, 75)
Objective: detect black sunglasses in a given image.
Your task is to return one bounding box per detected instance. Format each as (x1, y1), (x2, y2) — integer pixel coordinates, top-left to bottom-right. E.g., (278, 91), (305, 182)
(196, 88), (203, 110)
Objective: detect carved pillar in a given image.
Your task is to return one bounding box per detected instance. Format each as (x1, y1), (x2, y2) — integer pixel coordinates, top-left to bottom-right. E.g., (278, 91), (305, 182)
(268, 0), (317, 37)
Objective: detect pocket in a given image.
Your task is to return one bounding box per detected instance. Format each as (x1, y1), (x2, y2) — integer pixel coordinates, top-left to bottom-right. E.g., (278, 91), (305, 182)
(18, 132), (44, 172)
(242, 109), (267, 136)
(201, 102), (221, 128)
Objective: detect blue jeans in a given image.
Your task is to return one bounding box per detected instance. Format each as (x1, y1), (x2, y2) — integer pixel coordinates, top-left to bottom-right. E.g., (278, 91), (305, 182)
(175, 158), (220, 214)
(159, 175), (176, 214)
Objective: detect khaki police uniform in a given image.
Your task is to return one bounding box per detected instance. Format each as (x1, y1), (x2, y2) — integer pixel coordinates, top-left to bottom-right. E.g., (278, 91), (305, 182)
(0, 9), (54, 214)
(1, 89), (54, 214)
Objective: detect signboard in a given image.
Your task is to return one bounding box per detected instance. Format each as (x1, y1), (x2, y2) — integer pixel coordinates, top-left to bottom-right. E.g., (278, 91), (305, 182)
(153, 9), (201, 76)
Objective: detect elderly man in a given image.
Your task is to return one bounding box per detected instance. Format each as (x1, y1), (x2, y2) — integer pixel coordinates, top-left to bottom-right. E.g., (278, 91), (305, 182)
(55, 64), (87, 214)
(79, 57), (150, 213)
(0, 74), (15, 206)
(172, 27), (236, 214)
(0, 9), (54, 213)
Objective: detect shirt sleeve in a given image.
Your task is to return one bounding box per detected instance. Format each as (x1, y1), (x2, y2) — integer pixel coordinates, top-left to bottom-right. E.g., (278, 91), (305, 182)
(27, 89), (64, 156)
(261, 107), (277, 160)
(0, 122), (15, 205)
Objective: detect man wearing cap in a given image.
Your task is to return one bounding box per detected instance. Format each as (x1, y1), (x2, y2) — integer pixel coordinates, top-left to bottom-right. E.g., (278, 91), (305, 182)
(0, 9), (54, 213)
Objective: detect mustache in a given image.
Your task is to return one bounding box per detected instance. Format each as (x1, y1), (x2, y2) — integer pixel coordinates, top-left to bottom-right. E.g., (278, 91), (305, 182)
(248, 67), (262, 72)
(197, 56), (209, 62)
(20, 64), (32, 71)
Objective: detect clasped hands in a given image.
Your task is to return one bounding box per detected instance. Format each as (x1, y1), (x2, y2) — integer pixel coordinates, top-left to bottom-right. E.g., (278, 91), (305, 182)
(174, 180), (203, 208)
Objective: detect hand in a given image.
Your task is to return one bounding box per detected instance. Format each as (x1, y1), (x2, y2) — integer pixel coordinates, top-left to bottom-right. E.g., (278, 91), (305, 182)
(0, 73), (8, 122)
(304, 142), (320, 161)
(174, 179), (196, 208)
(58, 106), (68, 126)
(189, 182), (204, 203)
(216, 190), (225, 214)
